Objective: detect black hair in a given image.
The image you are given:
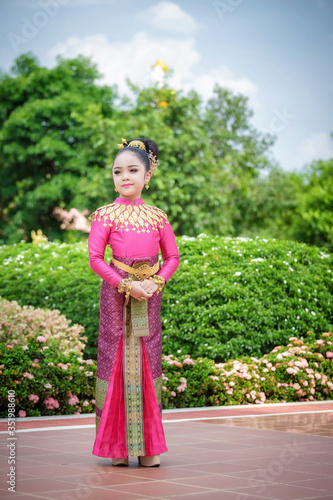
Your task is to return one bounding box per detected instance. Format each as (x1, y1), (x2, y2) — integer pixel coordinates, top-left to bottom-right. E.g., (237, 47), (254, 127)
(112, 138), (159, 173)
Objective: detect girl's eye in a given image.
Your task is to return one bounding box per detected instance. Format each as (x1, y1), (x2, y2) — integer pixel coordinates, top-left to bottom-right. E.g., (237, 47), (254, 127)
(114, 169), (137, 174)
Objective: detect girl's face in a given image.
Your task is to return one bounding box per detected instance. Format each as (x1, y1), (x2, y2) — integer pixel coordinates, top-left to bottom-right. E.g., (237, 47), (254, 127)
(112, 151), (151, 201)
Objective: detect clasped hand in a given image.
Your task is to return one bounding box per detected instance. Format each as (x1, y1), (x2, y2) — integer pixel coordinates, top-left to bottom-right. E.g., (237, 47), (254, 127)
(130, 279), (159, 301)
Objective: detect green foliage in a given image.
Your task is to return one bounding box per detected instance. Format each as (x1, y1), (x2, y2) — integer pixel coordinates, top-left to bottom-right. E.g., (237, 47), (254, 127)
(290, 158), (333, 250)
(2, 329), (332, 416)
(0, 297), (87, 356)
(0, 237), (332, 362)
(1, 335), (96, 417)
(0, 53), (274, 244)
(161, 331), (333, 408)
(0, 53), (118, 243)
(1, 52), (332, 251)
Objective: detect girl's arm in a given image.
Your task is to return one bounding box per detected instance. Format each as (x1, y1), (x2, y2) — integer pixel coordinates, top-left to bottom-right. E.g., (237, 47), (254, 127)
(88, 219), (124, 288)
(155, 221), (180, 283)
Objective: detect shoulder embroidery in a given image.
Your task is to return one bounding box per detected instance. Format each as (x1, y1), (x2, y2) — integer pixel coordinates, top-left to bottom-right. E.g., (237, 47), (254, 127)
(88, 202), (170, 234)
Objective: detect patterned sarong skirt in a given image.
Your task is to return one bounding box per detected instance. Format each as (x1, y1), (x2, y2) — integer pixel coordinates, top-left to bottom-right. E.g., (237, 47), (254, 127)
(92, 254), (168, 458)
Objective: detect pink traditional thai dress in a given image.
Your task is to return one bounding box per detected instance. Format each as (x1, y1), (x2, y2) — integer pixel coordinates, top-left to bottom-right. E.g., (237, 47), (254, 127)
(88, 196), (180, 458)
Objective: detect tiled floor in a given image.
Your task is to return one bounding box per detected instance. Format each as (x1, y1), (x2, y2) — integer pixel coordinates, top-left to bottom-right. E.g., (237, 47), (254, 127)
(0, 402), (332, 500)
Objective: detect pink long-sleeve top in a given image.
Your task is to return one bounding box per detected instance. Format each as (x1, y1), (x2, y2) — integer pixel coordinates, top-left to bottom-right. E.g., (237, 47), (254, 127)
(88, 196), (180, 288)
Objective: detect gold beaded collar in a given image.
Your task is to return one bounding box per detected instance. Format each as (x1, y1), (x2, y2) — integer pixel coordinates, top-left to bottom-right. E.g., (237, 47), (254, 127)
(89, 201), (169, 234)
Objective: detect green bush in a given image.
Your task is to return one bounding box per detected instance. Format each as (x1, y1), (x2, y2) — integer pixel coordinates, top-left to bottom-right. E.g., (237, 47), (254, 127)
(161, 330), (333, 408)
(1, 329), (332, 417)
(0, 235), (332, 361)
(0, 297), (87, 356)
(1, 335), (96, 417)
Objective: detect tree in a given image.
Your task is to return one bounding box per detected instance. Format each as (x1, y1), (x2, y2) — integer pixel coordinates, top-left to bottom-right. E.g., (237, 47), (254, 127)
(0, 52), (275, 243)
(0, 53), (118, 243)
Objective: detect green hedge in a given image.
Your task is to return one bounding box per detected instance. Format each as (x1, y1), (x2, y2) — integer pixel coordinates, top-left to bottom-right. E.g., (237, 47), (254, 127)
(1, 327), (332, 417)
(1, 336), (96, 417)
(0, 235), (332, 361)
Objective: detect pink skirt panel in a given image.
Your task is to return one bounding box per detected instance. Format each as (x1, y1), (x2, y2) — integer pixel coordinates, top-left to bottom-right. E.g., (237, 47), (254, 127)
(92, 333), (167, 458)
(92, 333), (127, 458)
(142, 338), (168, 456)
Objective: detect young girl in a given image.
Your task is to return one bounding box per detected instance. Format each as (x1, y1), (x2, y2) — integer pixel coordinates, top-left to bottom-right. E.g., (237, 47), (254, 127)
(88, 137), (180, 467)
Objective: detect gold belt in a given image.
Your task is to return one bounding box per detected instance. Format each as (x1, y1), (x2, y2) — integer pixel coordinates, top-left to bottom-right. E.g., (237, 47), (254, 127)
(111, 257), (159, 281)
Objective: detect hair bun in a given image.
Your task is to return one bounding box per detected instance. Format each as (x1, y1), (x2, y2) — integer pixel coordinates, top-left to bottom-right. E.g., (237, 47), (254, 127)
(138, 138), (159, 160)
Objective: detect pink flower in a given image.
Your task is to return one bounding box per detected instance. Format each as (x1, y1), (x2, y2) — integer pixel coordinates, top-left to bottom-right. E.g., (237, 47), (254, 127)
(326, 351), (333, 358)
(162, 386), (167, 391)
(36, 336), (46, 343)
(23, 372), (34, 379)
(68, 394), (80, 406)
(18, 410), (26, 418)
(85, 359), (94, 365)
(82, 400), (89, 407)
(173, 361), (183, 368)
(44, 383), (52, 389)
(44, 397), (59, 410)
(170, 391), (176, 397)
(210, 375), (219, 381)
(57, 363), (68, 370)
(29, 394), (39, 403)
(183, 358), (195, 365)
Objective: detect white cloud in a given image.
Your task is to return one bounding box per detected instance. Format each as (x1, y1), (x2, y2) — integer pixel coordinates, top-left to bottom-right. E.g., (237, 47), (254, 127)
(48, 30), (257, 103)
(139, 1), (202, 35)
(296, 131), (333, 166)
(49, 32), (200, 95)
(187, 66), (257, 103)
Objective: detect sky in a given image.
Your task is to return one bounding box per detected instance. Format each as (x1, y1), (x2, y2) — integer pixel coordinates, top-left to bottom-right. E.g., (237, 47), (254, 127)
(0, 0), (332, 172)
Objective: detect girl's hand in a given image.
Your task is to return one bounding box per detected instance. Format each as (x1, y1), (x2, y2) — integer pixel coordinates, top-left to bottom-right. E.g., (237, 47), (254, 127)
(140, 279), (159, 295)
(129, 281), (154, 301)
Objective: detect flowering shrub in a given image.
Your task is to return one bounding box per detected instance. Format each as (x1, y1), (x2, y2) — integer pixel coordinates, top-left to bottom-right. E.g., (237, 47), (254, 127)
(1, 330), (332, 416)
(0, 336), (96, 417)
(0, 236), (332, 361)
(0, 298), (87, 357)
(161, 331), (333, 408)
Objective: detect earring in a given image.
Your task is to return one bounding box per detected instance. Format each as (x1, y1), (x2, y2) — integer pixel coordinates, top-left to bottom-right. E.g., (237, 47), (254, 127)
(115, 188), (118, 192)
(145, 183), (149, 190)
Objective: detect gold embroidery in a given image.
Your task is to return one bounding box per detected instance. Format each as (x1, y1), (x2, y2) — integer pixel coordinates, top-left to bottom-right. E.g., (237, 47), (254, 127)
(96, 415), (101, 434)
(153, 375), (162, 405)
(95, 376), (109, 411)
(89, 202), (170, 234)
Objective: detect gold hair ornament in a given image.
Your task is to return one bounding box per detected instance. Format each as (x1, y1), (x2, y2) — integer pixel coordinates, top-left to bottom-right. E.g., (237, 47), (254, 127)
(116, 137), (160, 176)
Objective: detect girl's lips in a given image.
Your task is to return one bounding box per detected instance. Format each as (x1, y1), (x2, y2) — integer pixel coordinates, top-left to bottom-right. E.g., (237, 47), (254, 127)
(122, 184), (132, 187)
